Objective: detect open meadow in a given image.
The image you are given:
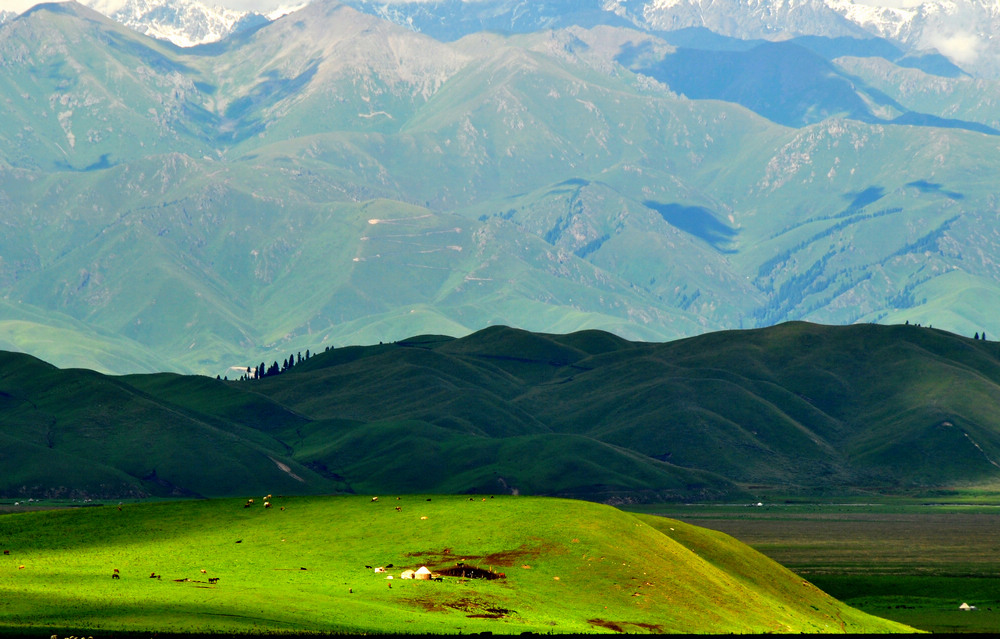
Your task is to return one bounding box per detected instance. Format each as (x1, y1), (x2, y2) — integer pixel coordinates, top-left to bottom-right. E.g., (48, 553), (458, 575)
(636, 497), (1000, 633)
(0, 495), (914, 635)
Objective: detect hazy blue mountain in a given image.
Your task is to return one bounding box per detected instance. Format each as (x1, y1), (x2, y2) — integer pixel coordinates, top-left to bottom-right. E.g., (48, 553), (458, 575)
(619, 39), (991, 132)
(2, 0), (1000, 377)
(337, 0), (638, 41)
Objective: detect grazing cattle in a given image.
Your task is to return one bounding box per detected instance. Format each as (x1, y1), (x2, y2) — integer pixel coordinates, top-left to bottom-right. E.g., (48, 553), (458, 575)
(264, 502), (271, 509)
(18, 565), (25, 570)
(394, 506), (401, 512)
(385, 564), (394, 568)
(371, 496), (378, 502)
(150, 572), (159, 579)
(280, 507), (285, 511)
(208, 577), (219, 584)
(374, 567), (385, 573)
(200, 569), (207, 574)
(112, 573), (120, 580)
(2, 550), (8, 555)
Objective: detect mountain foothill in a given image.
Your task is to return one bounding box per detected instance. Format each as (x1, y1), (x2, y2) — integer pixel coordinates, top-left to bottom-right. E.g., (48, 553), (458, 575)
(4, 321), (1000, 502)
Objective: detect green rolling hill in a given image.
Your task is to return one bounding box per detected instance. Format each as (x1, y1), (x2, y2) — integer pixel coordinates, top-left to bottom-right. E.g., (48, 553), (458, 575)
(0, 495), (914, 634)
(3, 321), (1000, 502)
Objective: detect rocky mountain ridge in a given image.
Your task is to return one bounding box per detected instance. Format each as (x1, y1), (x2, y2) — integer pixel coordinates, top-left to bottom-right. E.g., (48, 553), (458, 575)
(8, 0), (1000, 75)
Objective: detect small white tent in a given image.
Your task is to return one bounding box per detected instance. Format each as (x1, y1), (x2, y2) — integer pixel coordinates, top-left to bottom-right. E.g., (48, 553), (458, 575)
(414, 566), (433, 580)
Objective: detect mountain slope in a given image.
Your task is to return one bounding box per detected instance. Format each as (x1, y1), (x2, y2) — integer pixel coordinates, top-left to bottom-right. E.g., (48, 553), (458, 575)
(4, 322), (1000, 501)
(0, 349), (338, 498)
(3, 2), (1000, 377)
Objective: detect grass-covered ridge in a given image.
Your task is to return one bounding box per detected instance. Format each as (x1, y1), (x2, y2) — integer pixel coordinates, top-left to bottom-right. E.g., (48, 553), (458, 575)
(4, 321), (1000, 502)
(0, 495), (914, 634)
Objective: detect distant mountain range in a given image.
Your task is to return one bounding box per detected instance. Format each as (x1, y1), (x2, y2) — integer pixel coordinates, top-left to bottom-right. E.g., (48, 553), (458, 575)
(7, 0), (998, 77)
(4, 322), (1000, 501)
(80, 0), (1000, 76)
(2, 0), (1000, 376)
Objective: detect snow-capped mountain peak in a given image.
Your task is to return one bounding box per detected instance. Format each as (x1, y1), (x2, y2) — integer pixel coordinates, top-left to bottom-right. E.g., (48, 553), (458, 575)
(824, 0), (1000, 71)
(81, 0), (266, 47)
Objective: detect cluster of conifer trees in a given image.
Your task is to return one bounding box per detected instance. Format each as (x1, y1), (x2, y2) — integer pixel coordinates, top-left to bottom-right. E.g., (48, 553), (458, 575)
(229, 346), (333, 382)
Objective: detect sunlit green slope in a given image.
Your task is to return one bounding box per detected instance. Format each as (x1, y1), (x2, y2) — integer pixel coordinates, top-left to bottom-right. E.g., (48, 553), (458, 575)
(0, 495), (915, 634)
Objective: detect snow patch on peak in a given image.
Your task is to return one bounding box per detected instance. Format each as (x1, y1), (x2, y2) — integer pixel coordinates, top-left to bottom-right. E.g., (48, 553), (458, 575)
(267, 3), (308, 20)
(825, 0), (998, 70)
(80, 0), (269, 47)
(824, 0), (916, 39)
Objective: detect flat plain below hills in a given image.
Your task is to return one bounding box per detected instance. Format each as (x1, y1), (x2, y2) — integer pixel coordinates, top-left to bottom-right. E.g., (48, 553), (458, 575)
(0, 494), (914, 635)
(636, 498), (1000, 633)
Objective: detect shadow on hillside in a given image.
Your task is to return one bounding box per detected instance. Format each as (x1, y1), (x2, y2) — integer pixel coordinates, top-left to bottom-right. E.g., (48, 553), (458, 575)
(645, 201), (737, 252)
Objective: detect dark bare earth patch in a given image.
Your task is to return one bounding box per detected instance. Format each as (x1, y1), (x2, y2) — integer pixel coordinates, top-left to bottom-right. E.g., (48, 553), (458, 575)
(588, 618), (664, 633)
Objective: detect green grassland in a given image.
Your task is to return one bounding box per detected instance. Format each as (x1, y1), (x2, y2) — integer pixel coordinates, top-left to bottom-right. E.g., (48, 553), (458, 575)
(0, 495), (914, 634)
(634, 499), (1000, 633)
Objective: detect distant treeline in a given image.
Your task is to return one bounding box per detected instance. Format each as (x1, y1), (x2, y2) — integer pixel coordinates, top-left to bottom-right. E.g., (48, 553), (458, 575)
(228, 346), (333, 381)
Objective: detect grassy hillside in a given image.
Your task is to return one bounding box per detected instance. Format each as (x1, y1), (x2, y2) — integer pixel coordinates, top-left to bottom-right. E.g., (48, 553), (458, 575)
(0, 495), (914, 634)
(0, 350), (342, 499)
(4, 321), (1000, 501)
